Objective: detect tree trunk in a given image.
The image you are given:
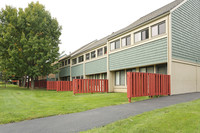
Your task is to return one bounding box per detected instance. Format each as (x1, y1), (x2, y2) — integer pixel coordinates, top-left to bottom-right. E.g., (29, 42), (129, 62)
(22, 76), (26, 87)
(27, 76), (30, 88)
(31, 77), (35, 89)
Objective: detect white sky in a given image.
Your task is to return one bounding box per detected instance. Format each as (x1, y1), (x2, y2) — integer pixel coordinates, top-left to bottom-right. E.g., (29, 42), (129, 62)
(1, 0), (174, 55)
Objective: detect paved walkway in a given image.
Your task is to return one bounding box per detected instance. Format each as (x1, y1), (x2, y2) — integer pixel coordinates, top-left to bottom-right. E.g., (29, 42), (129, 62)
(1, 93), (200, 133)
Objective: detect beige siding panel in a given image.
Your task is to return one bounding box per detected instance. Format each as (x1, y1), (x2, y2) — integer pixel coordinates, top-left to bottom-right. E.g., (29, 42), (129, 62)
(197, 67), (200, 92)
(171, 61), (197, 95)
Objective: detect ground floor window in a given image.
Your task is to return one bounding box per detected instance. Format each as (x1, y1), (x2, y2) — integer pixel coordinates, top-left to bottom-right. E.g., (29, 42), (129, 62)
(102, 73), (107, 79)
(88, 73), (107, 79)
(66, 76), (70, 81)
(115, 70), (125, 86)
(139, 67), (146, 73)
(156, 64), (167, 74)
(139, 66), (154, 73)
(95, 74), (100, 79)
(147, 66), (154, 73)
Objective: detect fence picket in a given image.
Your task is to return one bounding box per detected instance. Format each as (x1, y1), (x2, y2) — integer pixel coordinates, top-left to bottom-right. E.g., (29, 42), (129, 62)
(127, 72), (171, 102)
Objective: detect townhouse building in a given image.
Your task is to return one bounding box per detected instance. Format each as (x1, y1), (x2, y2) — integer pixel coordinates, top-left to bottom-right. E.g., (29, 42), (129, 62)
(53, 0), (200, 95)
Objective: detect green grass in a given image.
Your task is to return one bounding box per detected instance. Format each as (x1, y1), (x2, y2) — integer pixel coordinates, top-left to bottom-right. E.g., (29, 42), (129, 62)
(83, 99), (200, 133)
(0, 85), (149, 124)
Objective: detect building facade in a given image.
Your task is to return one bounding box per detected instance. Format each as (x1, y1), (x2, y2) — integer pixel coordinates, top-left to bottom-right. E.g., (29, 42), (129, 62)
(51, 0), (200, 95)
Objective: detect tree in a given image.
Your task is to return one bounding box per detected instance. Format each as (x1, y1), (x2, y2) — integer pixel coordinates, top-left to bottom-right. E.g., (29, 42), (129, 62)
(0, 2), (62, 89)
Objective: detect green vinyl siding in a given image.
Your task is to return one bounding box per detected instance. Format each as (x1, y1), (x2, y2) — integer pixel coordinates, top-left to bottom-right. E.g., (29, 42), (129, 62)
(71, 64), (83, 77)
(109, 37), (167, 71)
(171, 0), (200, 63)
(85, 57), (107, 75)
(56, 73), (58, 79)
(59, 66), (70, 77)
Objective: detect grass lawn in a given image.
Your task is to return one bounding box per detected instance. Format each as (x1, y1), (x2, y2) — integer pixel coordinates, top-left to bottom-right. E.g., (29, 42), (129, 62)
(0, 84), (149, 124)
(83, 99), (200, 133)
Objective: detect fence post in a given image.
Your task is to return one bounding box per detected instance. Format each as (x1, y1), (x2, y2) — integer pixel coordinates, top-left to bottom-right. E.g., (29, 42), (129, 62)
(73, 80), (75, 95)
(127, 72), (132, 103)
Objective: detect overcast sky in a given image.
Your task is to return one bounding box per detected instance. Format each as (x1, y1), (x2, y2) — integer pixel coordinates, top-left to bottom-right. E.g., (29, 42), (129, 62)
(1, 0), (174, 55)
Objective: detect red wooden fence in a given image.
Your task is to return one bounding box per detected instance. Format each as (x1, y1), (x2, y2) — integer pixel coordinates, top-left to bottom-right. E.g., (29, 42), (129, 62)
(73, 79), (108, 94)
(57, 81), (73, 91)
(47, 81), (72, 91)
(47, 81), (57, 91)
(25, 80), (47, 88)
(127, 72), (170, 103)
(34, 80), (47, 88)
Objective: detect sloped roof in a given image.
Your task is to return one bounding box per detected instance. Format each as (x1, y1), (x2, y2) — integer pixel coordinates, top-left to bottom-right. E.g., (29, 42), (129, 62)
(69, 0), (184, 58)
(71, 35), (110, 57)
(108, 0), (184, 39)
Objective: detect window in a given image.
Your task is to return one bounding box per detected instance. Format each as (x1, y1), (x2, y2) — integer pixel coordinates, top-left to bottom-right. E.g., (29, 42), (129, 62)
(142, 29), (149, 40)
(115, 70), (125, 86)
(139, 66), (154, 73)
(78, 55), (84, 63)
(152, 21), (166, 37)
(86, 53), (90, 60)
(116, 40), (120, 49)
(72, 58), (77, 65)
(97, 48), (103, 56)
(76, 76), (80, 79)
(65, 60), (67, 66)
(122, 35), (131, 47)
(102, 73), (107, 79)
(72, 77), (75, 80)
(104, 46), (107, 54)
(110, 42), (115, 51)
(127, 68), (136, 73)
(156, 64), (167, 74)
(81, 75), (83, 79)
(135, 28), (149, 43)
(147, 66), (154, 73)
(68, 59), (70, 65)
(95, 74), (100, 79)
(139, 67), (146, 73)
(67, 76), (70, 81)
(62, 61), (64, 67)
(134, 32), (141, 42)
(110, 39), (120, 51)
(159, 22), (166, 34)
(91, 51), (96, 58)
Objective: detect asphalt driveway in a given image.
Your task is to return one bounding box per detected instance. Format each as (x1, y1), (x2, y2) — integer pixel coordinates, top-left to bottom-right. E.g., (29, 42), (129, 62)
(0, 92), (200, 133)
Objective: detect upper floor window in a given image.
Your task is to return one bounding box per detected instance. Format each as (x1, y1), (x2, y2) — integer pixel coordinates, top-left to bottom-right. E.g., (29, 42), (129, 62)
(104, 46), (107, 54)
(122, 35), (131, 47)
(68, 59), (70, 65)
(97, 48), (103, 56)
(91, 51), (96, 58)
(72, 58), (77, 65)
(152, 21), (166, 37)
(65, 60), (67, 66)
(134, 28), (149, 43)
(62, 61), (64, 67)
(86, 53), (90, 60)
(78, 55), (84, 63)
(110, 39), (120, 51)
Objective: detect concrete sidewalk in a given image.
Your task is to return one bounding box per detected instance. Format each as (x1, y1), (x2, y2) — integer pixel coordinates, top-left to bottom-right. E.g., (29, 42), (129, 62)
(1, 92), (200, 133)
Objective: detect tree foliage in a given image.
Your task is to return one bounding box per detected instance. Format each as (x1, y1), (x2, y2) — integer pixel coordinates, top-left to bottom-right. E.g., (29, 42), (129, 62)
(0, 2), (62, 88)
